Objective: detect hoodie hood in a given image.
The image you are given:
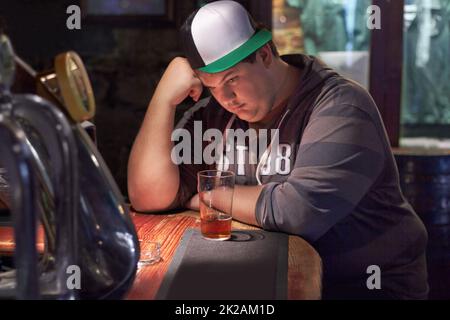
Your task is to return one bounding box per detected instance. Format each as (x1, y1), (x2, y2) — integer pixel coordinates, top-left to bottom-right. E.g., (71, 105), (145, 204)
(281, 54), (340, 114)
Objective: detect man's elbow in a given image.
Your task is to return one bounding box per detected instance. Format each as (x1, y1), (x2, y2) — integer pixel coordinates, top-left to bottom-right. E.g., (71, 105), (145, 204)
(129, 193), (174, 212)
(128, 184), (177, 212)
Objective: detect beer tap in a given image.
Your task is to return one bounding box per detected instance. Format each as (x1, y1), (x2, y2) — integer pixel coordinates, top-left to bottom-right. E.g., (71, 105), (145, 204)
(0, 32), (79, 300)
(0, 32), (139, 299)
(0, 33), (39, 300)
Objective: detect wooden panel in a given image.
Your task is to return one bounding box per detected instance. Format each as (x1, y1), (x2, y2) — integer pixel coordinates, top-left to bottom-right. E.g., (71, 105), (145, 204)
(126, 214), (199, 300)
(369, 0), (405, 147)
(0, 225), (44, 255)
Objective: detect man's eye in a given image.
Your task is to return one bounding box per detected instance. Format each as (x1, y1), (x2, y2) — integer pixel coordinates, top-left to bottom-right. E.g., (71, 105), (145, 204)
(227, 77), (238, 84)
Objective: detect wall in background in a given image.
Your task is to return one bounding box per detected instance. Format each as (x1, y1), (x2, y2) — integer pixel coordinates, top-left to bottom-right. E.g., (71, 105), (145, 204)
(0, 0), (195, 198)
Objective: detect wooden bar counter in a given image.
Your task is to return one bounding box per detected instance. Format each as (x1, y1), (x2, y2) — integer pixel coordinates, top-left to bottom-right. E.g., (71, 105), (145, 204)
(0, 210), (322, 300)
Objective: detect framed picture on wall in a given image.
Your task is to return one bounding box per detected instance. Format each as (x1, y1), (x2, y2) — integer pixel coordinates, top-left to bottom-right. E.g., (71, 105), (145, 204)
(81, 0), (175, 27)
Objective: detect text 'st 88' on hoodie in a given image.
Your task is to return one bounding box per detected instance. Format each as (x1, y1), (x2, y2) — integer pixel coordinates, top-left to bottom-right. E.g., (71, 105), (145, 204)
(172, 54), (429, 299)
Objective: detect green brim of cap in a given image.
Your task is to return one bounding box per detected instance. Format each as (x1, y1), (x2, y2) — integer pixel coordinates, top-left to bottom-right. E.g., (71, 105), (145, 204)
(198, 29), (272, 73)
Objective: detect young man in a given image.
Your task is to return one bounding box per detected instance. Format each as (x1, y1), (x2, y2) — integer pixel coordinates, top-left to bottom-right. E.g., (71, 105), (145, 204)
(128, 1), (428, 299)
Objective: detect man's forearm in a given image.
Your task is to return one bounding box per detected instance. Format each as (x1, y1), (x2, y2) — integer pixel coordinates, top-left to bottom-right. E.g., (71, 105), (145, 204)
(194, 184), (264, 226)
(231, 185), (264, 226)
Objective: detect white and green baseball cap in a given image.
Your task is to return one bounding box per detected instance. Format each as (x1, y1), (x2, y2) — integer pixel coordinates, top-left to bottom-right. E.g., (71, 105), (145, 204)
(180, 0), (272, 73)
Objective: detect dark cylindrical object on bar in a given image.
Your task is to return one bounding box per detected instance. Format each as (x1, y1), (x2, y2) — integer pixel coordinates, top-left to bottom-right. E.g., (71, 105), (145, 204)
(394, 147), (450, 299)
(394, 148), (450, 255)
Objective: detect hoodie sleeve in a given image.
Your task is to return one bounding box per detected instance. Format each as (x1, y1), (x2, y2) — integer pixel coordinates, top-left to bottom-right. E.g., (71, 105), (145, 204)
(255, 102), (386, 242)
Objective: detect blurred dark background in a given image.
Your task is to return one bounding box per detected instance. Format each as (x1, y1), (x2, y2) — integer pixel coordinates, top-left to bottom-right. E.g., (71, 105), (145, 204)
(0, 0), (214, 198)
(0, 0), (267, 199)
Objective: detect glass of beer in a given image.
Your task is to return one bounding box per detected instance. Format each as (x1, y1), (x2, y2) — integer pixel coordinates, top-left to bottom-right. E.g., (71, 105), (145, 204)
(197, 170), (235, 241)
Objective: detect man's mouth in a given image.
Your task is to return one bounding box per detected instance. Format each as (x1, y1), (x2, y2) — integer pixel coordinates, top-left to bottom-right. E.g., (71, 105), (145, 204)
(230, 103), (245, 112)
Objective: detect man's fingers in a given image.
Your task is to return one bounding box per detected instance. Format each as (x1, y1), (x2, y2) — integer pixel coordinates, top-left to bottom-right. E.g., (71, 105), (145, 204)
(186, 193), (200, 211)
(189, 80), (203, 102)
(190, 90), (200, 102)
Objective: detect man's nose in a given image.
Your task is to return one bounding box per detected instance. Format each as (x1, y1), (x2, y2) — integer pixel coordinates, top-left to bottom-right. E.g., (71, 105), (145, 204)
(219, 88), (237, 106)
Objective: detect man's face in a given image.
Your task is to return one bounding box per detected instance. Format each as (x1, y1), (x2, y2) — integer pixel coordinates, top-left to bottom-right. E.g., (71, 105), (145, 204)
(196, 53), (275, 123)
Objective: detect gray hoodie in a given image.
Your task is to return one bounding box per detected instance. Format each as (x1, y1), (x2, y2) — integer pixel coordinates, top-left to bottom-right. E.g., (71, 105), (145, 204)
(172, 54), (428, 299)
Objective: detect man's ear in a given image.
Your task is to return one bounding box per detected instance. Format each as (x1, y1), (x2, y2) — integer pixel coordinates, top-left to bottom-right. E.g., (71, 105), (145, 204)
(258, 43), (273, 68)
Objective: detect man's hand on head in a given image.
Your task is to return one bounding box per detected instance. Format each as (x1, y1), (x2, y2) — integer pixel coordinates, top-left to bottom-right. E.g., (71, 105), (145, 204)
(186, 193), (200, 211)
(152, 57), (204, 108)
